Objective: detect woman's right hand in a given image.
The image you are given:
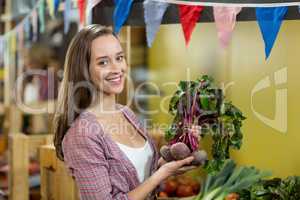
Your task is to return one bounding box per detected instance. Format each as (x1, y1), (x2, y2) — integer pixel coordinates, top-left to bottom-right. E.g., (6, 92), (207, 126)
(156, 156), (195, 181)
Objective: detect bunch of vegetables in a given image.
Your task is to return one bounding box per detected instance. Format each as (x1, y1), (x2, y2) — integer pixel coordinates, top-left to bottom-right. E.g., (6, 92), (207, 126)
(161, 75), (246, 173)
(195, 160), (271, 200)
(237, 176), (300, 200)
(158, 175), (201, 198)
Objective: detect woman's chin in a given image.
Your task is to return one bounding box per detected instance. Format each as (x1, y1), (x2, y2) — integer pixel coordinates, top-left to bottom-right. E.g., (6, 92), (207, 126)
(105, 86), (124, 95)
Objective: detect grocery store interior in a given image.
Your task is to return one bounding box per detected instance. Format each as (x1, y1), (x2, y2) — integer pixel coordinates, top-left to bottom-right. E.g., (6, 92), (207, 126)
(0, 0), (299, 200)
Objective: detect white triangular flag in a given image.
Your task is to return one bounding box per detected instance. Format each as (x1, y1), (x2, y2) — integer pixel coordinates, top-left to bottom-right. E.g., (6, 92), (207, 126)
(86, 0), (102, 25)
(31, 9), (38, 41)
(144, 0), (169, 47)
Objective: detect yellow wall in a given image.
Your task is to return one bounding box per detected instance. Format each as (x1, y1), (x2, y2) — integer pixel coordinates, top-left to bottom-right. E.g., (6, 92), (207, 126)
(147, 23), (230, 125)
(147, 20), (300, 177)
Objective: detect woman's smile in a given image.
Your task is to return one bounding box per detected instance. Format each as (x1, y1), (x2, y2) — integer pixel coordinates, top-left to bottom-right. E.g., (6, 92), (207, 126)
(105, 74), (123, 85)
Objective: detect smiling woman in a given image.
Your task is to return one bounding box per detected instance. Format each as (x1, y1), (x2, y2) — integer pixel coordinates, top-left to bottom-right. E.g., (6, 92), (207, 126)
(52, 24), (197, 200)
(89, 34), (126, 95)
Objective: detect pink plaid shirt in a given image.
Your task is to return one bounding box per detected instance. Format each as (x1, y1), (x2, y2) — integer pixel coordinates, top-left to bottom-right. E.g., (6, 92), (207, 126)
(62, 104), (160, 200)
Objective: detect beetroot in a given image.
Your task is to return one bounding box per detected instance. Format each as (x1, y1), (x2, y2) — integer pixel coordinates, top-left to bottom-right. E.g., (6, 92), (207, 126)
(170, 142), (191, 160)
(169, 128), (199, 152)
(191, 150), (207, 166)
(160, 145), (174, 162)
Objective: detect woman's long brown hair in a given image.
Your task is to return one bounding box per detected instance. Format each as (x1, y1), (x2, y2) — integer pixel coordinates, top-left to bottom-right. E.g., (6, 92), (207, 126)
(53, 25), (116, 161)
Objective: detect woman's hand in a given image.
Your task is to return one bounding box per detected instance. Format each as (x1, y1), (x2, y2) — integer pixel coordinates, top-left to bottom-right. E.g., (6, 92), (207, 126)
(156, 156), (195, 181)
(158, 157), (167, 168)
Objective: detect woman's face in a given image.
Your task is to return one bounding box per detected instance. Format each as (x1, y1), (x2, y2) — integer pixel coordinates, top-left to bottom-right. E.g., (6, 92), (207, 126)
(89, 35), (127, 95)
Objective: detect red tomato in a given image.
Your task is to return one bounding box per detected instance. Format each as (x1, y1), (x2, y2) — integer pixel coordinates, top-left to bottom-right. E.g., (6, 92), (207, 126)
(190, 180), (200, 193)
(158, 191), (168, 198)
(176, 185), (194, 197)
(164, 180), (178, 195)
(225, 193), (240, 200)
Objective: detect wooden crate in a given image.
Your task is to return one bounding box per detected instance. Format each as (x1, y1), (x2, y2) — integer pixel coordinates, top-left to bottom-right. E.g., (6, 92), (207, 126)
(39, 145), (79, 200)
(8, 133), (53, 200)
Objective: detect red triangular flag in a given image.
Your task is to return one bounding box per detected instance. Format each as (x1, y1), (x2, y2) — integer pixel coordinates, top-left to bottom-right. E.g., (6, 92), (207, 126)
(178, 5), (204, 46)
(78, 0), (86, 25)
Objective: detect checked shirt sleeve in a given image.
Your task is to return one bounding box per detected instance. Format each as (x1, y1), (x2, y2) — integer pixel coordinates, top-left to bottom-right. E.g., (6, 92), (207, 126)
(62, 133), (133, 200)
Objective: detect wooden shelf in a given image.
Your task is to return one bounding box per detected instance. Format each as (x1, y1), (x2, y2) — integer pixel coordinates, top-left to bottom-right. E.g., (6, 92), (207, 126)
(19, 100), (56, 115)
(0, 103), (3, 115)
(40, 144), (80, 200)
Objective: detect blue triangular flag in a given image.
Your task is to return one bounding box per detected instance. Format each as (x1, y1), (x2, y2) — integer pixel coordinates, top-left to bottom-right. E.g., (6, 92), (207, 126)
(256, 7), (288, 59)
(113, 0), (134, 34)
(24, 17), (31, 41)
(64, 0), (71, 33)
(144, 0), (169, 47)
(54, 0), (60, 13)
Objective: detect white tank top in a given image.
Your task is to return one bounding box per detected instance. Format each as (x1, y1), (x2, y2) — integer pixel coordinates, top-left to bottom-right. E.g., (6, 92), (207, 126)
(116, 141), (153, 183)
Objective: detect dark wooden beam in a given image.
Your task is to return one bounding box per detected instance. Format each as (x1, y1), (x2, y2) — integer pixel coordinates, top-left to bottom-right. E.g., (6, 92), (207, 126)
(152, 0), (300, 3)
(93, 1), (300, 26)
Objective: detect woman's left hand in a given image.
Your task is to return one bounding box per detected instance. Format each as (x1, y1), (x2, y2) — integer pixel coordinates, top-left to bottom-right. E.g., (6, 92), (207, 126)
(158, 157), (167, 168)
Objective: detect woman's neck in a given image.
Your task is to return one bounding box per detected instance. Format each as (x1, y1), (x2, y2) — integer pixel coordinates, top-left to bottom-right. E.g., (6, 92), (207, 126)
(88, 92), (119, 115)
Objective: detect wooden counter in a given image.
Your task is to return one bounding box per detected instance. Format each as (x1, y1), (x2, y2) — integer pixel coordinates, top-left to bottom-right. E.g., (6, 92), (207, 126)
(39, 145), (79, 200)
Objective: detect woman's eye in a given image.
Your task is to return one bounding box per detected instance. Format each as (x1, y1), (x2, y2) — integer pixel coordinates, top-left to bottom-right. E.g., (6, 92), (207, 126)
(98, 60), (109, 66)
(116, 55), (124, 62)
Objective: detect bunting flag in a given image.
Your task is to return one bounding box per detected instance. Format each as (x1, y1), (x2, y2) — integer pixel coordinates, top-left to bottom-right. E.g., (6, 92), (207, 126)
(0, 36), (4, 65)
(144, 0), (169, 47)
(113, 0), (134, 34)
(9, 32), (17, 72)
(17, 27), (24, 56)
(3, 35), (9, 69)
(256, 7), (288, 59)
(24, 17), (31, 41)
(213, 7), (241, 48)
(16, 27), (24, 75)
(54, 0), (60, 13)
(178, 5), (204, 46)
(11, 32), (17, 54)
(86, 0), (102, 25)
(47, 0), (55, 18)
(64, 0), (71, 33)
(38, 0), (46, 33)
(31, 9), (38, 41)
(78, 0), (86, 26)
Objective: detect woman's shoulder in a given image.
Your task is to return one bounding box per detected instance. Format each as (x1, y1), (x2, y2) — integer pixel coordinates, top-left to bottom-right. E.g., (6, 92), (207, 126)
(62, 111), (104, 148)
(117, 103), (139, 121)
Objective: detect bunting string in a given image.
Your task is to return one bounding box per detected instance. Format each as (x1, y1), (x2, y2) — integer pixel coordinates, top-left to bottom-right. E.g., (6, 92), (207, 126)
(0, 0), (299, 62)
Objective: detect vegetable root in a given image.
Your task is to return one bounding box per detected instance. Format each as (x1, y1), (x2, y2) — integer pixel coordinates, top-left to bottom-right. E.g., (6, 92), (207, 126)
(170, 142), (191, 160)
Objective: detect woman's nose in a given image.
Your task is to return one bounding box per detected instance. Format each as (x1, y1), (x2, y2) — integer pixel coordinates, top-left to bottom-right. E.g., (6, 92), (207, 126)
(110, 60), (125, 72)
(110, 64), (122, 73)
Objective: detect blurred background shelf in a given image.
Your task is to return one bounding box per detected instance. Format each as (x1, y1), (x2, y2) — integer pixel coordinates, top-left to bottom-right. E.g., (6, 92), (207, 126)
(0, 104), (3, 115)
(20, 100), (56, 115)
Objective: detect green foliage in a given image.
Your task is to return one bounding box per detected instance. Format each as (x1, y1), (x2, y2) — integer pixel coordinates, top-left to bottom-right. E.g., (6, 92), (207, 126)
(165, 75), (246, 174)
(238, 176), (300, 200)
(196, 160), (271, 200)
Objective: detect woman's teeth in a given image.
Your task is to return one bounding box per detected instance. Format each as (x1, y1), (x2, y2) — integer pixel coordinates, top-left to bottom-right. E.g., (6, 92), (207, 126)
(107, 76), (121, 83)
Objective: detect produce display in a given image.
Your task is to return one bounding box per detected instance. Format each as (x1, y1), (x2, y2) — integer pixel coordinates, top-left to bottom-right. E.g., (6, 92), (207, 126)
(161, 75), (246, 173)
(194, 160), (271, 200)
(158, 175), (201, 198)
(157, 75), (300, 200)
(238, 176), (300, 200)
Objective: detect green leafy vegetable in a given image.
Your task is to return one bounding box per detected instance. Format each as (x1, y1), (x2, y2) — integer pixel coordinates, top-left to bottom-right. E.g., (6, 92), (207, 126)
(165, 75), (246, 174)
(195, 160), (271, 200)
(238, 176), (300, 200)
